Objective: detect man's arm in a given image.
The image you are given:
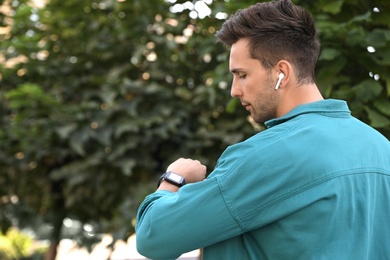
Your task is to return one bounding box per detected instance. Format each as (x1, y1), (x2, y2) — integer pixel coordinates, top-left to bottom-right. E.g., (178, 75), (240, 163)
(135, 158), (242, 259)
(157, 158), (207, 192)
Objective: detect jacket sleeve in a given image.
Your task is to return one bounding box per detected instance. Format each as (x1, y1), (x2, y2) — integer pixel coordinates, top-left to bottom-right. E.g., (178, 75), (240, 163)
(135, 177), (243, 259)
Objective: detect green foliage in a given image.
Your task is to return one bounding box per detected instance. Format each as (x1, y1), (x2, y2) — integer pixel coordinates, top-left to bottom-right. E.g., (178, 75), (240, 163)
(0, 0), (253, 255)
(309, 0), (390, 136)
(0, 228), (46, 260)
(0, 0), (389, 258)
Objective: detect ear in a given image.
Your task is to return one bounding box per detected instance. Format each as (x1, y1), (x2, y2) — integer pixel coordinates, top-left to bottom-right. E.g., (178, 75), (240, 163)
(274, 60), (293, 89)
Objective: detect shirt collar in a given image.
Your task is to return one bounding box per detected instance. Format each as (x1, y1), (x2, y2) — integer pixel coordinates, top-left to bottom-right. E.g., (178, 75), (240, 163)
(265, 99), (351, 128)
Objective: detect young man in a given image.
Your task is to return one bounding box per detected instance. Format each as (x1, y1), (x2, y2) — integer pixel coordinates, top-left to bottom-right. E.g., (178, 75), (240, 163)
(136, 0), (390, 259)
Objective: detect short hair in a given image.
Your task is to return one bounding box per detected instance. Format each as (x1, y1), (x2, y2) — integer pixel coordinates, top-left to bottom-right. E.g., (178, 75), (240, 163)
(216, 0), (320, 84)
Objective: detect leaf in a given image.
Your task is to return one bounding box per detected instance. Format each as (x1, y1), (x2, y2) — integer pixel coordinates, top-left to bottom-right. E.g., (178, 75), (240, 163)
(371, 49), (390, 66)
(348, 11), (371, 24)
(225, 98), (239, 113)
(50, 161), (84, 180)
(174, 87), (192, 101)
(99, 90), (117, 105)
(364, 107), (390, 128)
(68, 174), (88, 188)
(114, 121), (139, 138)
(353, 79), (383, 102)
(365, 29), (389, 48)
(322, 0), (344, 14)
(56, 124), (77, 139)
(117, 159), (136, 176)
(374, 98), (390, 116)
(387, 77), (390, 97)
(5, 83), (56, 109)
(316, 57), (348, 96)
(319, 48), (340, 61)
(69, 128), (89, 156)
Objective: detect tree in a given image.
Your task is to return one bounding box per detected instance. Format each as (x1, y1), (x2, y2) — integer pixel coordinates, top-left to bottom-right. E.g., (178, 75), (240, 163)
(0, 0), (389, 259)
(1, 0), (253, 259)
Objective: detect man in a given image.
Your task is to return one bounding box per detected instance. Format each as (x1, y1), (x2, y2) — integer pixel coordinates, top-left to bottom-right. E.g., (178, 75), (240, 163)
(136, 0), (390, 259)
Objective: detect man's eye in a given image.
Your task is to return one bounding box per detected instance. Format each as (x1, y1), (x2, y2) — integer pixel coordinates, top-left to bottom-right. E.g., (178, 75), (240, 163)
(239, 74), (247, 79)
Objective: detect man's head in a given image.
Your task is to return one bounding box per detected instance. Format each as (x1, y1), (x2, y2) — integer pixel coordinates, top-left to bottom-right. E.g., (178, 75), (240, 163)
(216, 0), (320, 85)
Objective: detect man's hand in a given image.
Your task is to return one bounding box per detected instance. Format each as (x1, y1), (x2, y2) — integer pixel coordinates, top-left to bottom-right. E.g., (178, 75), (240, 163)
(167, 158), (207, 184)
(158, 158), (207, 192)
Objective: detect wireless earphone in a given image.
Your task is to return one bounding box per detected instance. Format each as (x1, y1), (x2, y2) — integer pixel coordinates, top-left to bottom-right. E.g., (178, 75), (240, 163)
(274, 73), (285, 90)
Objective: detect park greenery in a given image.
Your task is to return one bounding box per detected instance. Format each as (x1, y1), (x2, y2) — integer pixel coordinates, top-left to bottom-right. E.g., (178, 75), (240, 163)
(1, 0), (389, 259)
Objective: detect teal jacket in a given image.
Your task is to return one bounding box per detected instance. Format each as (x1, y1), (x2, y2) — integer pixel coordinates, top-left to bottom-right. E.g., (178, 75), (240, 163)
(136, 99), (390, 259)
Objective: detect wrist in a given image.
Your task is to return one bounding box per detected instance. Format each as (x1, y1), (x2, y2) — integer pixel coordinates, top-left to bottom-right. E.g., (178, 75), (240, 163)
(157, 171), (186, 188)
(157, 180), (180, 192)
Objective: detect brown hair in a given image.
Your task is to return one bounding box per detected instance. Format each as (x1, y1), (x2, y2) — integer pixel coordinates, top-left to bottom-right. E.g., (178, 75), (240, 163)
(216, 0), (320, 84)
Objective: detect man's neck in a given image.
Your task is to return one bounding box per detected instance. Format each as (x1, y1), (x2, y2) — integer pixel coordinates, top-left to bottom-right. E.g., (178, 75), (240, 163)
(276, 83), (324, 118)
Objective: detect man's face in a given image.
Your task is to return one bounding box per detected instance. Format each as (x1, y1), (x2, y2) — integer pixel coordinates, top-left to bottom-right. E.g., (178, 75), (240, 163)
(229, 38), (280, 123)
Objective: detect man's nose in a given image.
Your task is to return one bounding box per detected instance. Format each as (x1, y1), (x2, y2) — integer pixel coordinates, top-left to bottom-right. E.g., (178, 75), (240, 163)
(230, 78), (242, 98)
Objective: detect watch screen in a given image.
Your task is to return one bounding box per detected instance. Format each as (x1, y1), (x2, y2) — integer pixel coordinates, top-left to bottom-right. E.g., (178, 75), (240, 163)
(169, 172), (182, 183)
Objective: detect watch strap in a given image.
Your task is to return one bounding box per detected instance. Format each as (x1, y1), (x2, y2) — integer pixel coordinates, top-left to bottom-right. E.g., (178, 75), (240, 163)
(157, 171), (186, 188)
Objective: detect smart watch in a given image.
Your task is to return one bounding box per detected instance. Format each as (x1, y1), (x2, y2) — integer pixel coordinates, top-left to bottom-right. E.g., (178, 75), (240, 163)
(158, 171), (186, 188)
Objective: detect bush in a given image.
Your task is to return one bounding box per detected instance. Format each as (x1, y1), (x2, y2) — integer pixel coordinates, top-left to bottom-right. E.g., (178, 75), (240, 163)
(0, 228), (46, 260)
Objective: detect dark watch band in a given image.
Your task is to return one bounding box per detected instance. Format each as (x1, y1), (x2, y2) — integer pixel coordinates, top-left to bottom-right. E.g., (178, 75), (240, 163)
(157, 171), (186, 188)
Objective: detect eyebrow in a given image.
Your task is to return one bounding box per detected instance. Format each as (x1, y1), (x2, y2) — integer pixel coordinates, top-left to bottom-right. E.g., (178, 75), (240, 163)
(230, 68), (245, 74)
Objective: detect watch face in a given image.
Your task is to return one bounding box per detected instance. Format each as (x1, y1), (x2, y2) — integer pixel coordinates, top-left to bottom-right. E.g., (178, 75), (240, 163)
(168, 172), (183, 183)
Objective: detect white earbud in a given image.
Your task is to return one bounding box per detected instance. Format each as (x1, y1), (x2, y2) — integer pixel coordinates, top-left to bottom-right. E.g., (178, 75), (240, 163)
(274, 73), (285, 90)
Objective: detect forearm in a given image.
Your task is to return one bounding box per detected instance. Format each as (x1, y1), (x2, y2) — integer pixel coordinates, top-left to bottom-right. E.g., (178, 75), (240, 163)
(135, 179), (242, 259)
(136, 188), (201, 259)
(136, 190), (182, 259)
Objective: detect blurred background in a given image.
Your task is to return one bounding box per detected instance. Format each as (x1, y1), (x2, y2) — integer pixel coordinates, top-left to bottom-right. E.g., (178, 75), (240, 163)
(0, 0), (389, 259)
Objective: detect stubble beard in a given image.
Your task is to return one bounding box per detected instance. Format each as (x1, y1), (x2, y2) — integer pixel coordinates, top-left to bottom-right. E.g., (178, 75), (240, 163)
(251, 77), (279, 124)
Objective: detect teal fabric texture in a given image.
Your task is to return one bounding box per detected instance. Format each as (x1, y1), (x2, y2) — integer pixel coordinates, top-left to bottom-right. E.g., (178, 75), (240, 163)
(136, 99), (390, 259)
